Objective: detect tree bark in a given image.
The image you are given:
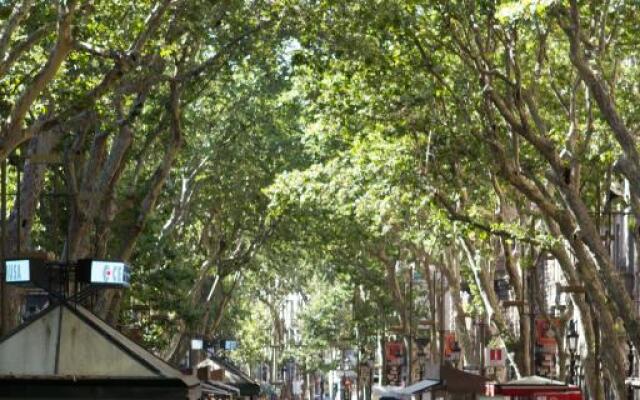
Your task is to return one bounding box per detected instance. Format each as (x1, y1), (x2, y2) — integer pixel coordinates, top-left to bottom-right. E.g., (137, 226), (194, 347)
(0, 131), (62, 334)
(486, 132), (627, 398)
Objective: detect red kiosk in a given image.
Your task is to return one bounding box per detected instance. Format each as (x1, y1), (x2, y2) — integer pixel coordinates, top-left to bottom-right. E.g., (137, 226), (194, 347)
(490, 376), (583, 400)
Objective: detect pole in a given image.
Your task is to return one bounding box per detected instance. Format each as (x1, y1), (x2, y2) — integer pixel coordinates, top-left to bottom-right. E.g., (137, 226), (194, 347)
(15, 160), (20, 257)
(408, 264), (413, 384)
(529, 269), (536, 375)
(439, 269), (445, 365)
(479, 317), (485, 377)
(569, 351), (575, 385)
(431, 268), (437, 362)
(368, 362), (373, 400)
(341, 348), (345, 400)
(629, 342), (634, 400)
(0, 160), (6, 333)
(592, 293), (601, 399)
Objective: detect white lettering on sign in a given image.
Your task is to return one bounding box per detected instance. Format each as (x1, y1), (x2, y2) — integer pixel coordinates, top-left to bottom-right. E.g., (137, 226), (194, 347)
(5, 259), (30, 282)
(90, 261), (130, 286)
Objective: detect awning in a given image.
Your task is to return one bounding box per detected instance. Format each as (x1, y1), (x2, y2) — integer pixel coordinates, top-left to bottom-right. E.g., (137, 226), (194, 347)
(202, 385), (234, 397)
(526, 391), (583, 400)
(399, 380), (441, 395)
(373, 385), (407, 400)
(373, 381), (440, 400)
(494, 376), (579, 396)
(627, 378), (640, 388)
(232, 383), (261, 396)
(197, 358), (260, 396)
(440, 365), (488, 394)
(202, 381), (241, 398)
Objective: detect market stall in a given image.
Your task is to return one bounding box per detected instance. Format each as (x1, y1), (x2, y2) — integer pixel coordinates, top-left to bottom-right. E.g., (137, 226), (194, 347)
(0, 301), (199, 399)
(491, 376), (583, 400)
(372, 379), (442, 400)
(440, 365), (490, 400)
(197, 357), (261, 400)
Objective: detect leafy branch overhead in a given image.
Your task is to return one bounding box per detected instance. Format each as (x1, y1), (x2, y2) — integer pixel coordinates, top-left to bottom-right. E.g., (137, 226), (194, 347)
(2, 3), (640, 398)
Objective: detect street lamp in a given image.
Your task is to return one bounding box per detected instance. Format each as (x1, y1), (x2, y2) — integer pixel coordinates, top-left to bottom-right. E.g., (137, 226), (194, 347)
(450, 341), (462, 369)
(566, 321), (579, 384)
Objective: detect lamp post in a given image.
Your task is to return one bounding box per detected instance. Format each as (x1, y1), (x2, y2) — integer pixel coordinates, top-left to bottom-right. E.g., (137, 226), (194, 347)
(566, 321), (579, 385)
(475, 317), (487, 376)
(450, 341), (462, 369)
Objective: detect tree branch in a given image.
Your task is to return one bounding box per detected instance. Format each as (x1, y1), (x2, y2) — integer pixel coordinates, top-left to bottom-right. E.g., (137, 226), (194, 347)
(0, 22), (53, 78)
(0, 1), (79, 160)
(0, 0), (34, 58)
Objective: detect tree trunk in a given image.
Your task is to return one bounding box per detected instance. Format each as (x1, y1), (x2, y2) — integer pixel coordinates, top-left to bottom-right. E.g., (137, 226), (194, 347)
(0, 131), (61, 334)
(437, 248), (478, 367)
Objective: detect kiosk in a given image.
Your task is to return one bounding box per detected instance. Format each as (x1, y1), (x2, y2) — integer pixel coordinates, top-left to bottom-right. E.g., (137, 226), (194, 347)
(0, 301), (200, 399)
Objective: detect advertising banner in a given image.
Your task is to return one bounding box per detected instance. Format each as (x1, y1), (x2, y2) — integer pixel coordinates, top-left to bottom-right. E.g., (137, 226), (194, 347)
(385, 341), (404, 366)
(443, 332), (456, 359)
(535, 318), (560, 377)
(384, 341), (404, 386)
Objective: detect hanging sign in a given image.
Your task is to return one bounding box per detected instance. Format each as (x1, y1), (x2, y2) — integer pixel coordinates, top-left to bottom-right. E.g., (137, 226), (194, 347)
(4, 258), (47, 287)
(485, 347), (506, 367)
(5, 259), (30, 283)
(223, 340), (238, 350)
(384, 341), (404, 386)
(384, 341), (404, 365)
(78, 259), (131, 287)
(443, 332), (457, 359)
(535, 318), (559, 377)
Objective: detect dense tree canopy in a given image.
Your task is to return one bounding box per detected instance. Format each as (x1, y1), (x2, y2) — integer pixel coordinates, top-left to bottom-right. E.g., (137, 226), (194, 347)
(2, 2), (640, 399)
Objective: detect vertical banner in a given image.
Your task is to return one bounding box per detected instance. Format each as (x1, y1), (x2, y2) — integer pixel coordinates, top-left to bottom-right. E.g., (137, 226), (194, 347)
(384, 341), (404, 386)
(535, 318), (559, 378)
(443, 332), (456, 359)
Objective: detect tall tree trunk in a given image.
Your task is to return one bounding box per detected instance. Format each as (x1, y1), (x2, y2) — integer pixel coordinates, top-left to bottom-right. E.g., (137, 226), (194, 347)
(0, 131), (61, 334)
(486, 135), (626, 398)
(436, 248), (478, 367)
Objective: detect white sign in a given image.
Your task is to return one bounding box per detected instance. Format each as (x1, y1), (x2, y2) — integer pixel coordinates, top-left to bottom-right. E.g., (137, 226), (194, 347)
(485, 348), (506, 367)
(5, 259), (30, 282)
(90, 260), (130, 286)
(293, 379), (303, 395)
(191, 339), (203, 350)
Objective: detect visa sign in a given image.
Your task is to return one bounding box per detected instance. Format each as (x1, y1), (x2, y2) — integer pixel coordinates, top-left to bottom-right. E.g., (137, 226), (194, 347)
(5, 259), (30, 283)
(90, 260), (130, 286)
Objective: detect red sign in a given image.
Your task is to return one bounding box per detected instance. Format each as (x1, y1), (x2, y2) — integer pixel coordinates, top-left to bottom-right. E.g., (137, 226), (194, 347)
(535, 318), (560, 377)
(385, 341), (404, 366)
(384, 341), (404, 386)
(486, 348), (505, 367)
(443, 332), (456, 358)
(535, 318), (559, 350)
